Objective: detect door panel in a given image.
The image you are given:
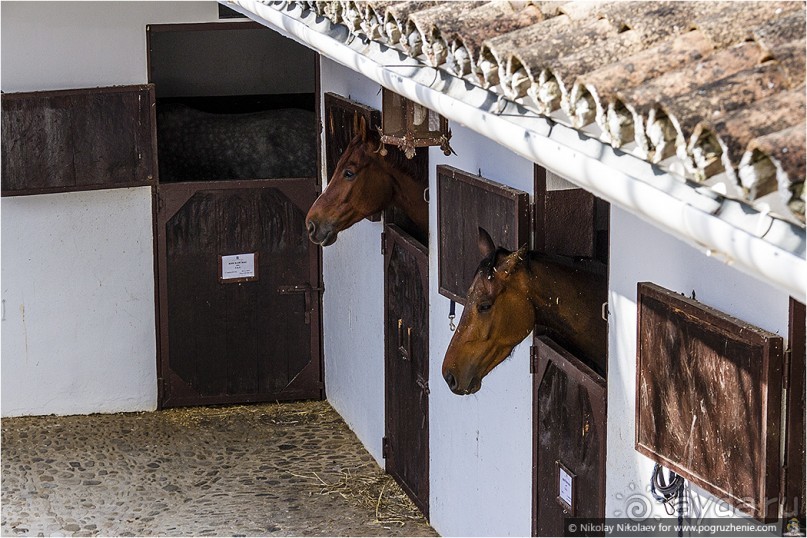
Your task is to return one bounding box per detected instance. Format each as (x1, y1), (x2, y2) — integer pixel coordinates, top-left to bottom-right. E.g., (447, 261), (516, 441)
(156, 179), (322, 407)
(384, 224), (429, 518)
(1, 85), (156, 196)
(533, 336), (607, 537)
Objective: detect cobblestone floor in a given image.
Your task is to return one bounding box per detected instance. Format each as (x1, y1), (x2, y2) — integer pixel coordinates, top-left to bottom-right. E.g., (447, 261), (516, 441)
(1, 401), (437, 537)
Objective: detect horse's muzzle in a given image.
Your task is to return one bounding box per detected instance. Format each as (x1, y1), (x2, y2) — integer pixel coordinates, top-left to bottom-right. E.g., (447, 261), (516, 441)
(306, 219), (337, 246)
(444, 370), (481, 395)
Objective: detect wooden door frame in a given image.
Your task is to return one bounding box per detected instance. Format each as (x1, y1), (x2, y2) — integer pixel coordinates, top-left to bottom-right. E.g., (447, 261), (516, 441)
(532, 164), (610, 535)
(146, 20), (322, 406)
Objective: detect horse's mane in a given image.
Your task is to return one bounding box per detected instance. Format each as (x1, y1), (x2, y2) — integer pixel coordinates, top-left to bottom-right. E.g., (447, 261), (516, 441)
(476, 248), (607, 280)
(476, 247), (512, 280)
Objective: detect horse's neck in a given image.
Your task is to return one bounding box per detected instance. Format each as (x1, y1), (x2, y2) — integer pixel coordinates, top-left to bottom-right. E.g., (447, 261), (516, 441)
(388, 166), (428, 236)
(522, 254), (608, 364)
(523, 256), (582, 319)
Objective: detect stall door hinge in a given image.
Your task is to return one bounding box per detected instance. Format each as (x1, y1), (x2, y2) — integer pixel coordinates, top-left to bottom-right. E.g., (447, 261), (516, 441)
(382, 436), (389, 459)
(530, 345), (539, 374)
(381, 231), (387, 256)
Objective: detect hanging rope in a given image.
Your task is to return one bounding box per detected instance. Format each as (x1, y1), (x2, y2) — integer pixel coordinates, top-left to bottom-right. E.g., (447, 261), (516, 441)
(448, 300), (456, 331)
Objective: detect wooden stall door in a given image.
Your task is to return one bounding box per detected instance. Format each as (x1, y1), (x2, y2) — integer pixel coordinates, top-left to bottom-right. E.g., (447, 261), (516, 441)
(156, 179), (323, 407)
(533, 336), (607, 537)
(384, 224), (430, 518)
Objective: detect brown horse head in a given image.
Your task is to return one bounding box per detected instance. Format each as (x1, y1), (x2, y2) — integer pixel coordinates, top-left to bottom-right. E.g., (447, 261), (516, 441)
(306, 116), (396, 246)
(442, 228), (535, 395)
(443, 228), (608, 395)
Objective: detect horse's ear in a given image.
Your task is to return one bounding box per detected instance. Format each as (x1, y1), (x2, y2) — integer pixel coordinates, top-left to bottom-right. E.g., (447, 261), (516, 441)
(352, 112), (360, 136)
(496, 244), (528, 278)
(478, 227), (496, 259)
(357, 115), (368, 142)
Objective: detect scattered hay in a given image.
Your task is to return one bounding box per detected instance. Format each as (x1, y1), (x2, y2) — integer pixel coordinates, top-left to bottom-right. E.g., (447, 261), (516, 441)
(287, 465), (425, 527)
(161, 400), (333, 428)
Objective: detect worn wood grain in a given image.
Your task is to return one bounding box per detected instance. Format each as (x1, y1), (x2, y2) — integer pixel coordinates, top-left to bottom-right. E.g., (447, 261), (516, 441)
(636, 282), (783, 522)
(384, 224), (430, 518)
(437, 165), (531, 304)
(1, 85), (155, 195)
(533, 335), (606, 537)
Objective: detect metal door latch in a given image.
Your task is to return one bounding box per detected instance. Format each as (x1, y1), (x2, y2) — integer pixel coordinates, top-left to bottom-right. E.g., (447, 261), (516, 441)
(277, 283), (324, 324)
(397, 318), (412, 360)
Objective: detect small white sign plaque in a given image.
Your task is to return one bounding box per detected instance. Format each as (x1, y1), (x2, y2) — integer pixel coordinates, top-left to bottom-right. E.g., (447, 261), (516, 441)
(558, 466), (573, 508)
(556, 460), (576, 514)
(220, 253), (257, 281)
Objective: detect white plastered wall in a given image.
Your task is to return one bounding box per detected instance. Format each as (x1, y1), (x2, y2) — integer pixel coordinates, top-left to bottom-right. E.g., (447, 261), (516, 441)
(1, 190), (157, 416)
(1, 1), (222, 416)
(606, 207), (792, 521)
(319, 59), (387, 463)
(319, 58), (536, 536)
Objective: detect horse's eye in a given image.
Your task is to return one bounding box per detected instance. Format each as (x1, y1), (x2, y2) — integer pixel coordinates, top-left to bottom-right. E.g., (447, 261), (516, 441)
(477, 302), (492, 313)
(343, 169), (355, 180)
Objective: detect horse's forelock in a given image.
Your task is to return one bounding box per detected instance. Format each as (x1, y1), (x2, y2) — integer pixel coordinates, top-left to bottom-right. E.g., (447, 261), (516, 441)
(476, 247), (511, 280)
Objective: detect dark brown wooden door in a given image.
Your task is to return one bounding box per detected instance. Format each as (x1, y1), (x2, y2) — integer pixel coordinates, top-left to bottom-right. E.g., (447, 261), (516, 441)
(156, 179), (323, 407)
(533, 336), (607, 537)
(384, 224), (429, 518)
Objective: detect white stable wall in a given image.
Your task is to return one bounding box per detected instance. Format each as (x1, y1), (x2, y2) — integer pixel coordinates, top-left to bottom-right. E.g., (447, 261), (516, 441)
(1, 1), (221, 93)
(427, 125), (536, 537)
(1, 2), (222, 417)
(319, 58), (536, 536)
(319, 60), (387, 463)
(1, 189), (156, 416)
(606, 207), (792, 521)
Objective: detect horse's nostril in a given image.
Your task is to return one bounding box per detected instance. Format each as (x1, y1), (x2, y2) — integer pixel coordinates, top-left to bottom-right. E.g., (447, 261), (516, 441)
(307, 220), (317, 236)
(444, 371), (458, 391)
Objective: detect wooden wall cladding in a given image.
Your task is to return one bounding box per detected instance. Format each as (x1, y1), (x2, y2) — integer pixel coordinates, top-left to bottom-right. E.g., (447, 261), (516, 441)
(323, 92), (382, 221)
(437, 165), (531, 304)
(635, 282), (784, 521)
(2, 85), (157, 196)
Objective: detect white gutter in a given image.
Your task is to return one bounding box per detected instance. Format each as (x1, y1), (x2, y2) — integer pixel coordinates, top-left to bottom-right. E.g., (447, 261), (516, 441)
(227, 0), (806, 300)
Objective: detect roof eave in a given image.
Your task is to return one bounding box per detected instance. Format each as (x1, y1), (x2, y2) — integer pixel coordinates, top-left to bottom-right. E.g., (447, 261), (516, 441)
(226, 0), (807, 299)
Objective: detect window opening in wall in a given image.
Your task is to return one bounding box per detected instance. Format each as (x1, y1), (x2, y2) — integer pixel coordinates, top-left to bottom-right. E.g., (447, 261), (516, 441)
(534, 165), (610, 376)
(147, 22), (319, 183)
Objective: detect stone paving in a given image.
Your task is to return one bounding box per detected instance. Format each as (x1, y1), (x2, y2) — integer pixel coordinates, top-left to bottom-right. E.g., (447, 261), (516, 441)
(1, 401), (438, 537)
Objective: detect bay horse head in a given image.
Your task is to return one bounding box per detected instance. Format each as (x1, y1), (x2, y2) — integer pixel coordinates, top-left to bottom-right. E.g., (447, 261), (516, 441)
(442, 228), (534, 395)
(442, 228), (607, 395)
(306, 115), (427, 246)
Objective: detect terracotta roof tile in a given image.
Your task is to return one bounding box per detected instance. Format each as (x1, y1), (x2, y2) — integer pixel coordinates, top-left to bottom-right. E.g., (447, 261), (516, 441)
(571, 29), (714, 130)
(691, 1), (801, 48)
(441, 3), (544, 78)
(295, 0), (807, 224)
(690, 89), (806, 183)
(740, 123), (805, 214)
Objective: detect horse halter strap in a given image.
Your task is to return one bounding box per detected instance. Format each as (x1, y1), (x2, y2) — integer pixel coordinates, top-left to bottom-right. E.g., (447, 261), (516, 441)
(448, 299), (456, 331)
